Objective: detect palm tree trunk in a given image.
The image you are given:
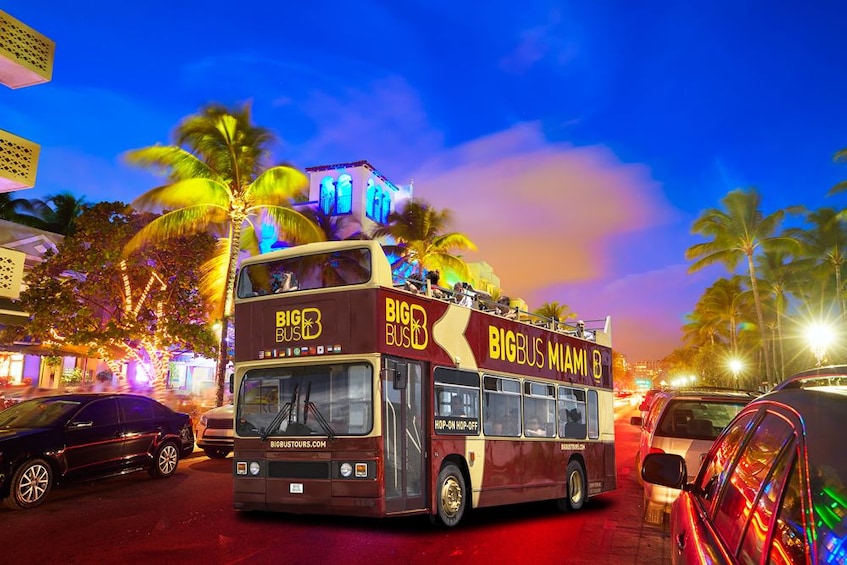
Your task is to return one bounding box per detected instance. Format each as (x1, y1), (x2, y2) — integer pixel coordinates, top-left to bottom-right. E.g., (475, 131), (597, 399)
(747, 254), (773, 388)
(776, 307), (786, 383)
(215, 216), (245, 407)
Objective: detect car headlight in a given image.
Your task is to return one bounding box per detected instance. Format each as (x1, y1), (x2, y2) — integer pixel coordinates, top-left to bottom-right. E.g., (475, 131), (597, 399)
(200, 415), (208, 426)
(340, 462), (353, 478)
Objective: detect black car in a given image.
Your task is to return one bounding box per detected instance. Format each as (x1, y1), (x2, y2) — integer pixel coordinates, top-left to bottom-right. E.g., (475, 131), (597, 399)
(0, 393), (195, 509)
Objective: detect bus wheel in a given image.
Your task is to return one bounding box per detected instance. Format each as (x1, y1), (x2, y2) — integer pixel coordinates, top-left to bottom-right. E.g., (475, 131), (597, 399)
(565, 460), (586, 510)
(435, 464), (466, 527)
(557, 460), (587, 511)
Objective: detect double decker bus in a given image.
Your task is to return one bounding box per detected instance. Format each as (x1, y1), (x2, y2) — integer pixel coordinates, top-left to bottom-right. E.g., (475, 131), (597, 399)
(231, 240), (616, 526)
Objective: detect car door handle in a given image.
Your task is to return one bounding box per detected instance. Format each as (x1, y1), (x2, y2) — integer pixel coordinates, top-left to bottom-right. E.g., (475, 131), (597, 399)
(676, 532), (686, 550)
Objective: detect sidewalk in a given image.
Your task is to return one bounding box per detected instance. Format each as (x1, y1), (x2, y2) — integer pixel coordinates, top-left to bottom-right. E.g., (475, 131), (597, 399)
(590, 402), (672, 565)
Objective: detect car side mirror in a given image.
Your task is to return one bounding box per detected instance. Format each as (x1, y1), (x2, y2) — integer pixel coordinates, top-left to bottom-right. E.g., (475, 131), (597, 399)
(641, 453), (687, 490)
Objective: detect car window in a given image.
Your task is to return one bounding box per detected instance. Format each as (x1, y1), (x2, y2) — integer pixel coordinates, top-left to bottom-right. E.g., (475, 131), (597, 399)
(808, 455), (847, 564)
(645, 395), (670, 431)
(712, 412), (795, 553)
(695, 411), (758, 514)
(737, 424), (798, 564)
(71, 398), (119, 427)
(768, 458), (809, 565)
(119, 397), (155, 422)
(655, 399), (748, 440)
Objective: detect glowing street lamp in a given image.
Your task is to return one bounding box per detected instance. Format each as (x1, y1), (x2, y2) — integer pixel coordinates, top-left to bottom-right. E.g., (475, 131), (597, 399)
(806, 322), (834, 368)
(729, 359), (743, 390)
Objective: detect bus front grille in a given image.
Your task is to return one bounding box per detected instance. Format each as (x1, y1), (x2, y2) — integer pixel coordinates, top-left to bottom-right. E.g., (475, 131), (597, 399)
(268, 461), (330, 479)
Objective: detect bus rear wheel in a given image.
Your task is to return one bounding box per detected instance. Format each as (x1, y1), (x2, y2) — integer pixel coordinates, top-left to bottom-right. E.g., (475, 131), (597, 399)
(435, 464), (466, 527)
(556, 460), (586, 511)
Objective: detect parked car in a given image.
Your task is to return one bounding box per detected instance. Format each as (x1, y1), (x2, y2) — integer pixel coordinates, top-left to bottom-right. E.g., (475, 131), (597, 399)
(772, 364), (847, 390)
(637, 388), (664, 414)
(0, 393), (195, 509)
(195, 403), (234, 458)
(642, 380), (847, 564)
(630, 388), (756, 523)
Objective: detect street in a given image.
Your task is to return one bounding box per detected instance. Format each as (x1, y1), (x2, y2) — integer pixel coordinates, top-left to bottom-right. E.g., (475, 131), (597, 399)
(0, 402), (670, 565)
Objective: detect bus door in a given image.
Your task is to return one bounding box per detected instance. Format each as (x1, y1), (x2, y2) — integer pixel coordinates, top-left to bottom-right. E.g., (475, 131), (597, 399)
(382, 357), (426, 513)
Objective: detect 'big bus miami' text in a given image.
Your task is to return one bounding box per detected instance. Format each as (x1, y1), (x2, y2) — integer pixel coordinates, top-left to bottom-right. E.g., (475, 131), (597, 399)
(231, 240), (615, 526)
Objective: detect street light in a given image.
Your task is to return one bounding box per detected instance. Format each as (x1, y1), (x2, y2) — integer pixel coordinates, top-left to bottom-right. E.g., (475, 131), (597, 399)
(729, 359), (743, 390)
(806, 322), (834, 368)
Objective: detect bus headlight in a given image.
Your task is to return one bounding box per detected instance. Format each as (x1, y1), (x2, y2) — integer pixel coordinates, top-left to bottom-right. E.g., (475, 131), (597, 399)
(249, 461), (261, 476)
(340, 462), (353, 478)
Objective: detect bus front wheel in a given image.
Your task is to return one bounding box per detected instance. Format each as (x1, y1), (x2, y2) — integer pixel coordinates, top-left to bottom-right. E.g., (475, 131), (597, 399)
(556, 460), (586, 511)
(435, 464), (466, 527)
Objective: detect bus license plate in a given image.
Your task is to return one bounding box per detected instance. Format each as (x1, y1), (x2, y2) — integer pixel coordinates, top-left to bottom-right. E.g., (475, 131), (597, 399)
(290, 483), (304, 494)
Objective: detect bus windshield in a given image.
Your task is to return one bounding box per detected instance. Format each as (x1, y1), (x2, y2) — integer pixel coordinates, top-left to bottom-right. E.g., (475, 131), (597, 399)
(236, 247), (372, 298)
(236, 363), (373, 438)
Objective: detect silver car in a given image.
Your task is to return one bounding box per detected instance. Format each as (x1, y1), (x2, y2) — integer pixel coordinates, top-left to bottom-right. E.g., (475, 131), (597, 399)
(195, 404), (234, 458)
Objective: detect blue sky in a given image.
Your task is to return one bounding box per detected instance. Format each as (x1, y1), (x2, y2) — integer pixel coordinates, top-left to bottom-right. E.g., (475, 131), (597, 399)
(3, 1), (847, 360)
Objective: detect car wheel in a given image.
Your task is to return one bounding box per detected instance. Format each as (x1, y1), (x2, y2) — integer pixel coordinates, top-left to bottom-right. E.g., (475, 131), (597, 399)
(4, 458), (53, 510)
(435, 463), (466, 527)
(149, 441), (180, 478)
(203, 448), (231, 459)
(565, 460), (586, 510)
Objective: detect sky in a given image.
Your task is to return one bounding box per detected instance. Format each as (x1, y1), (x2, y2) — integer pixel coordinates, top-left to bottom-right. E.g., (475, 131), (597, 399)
(2, 1), (847, 362)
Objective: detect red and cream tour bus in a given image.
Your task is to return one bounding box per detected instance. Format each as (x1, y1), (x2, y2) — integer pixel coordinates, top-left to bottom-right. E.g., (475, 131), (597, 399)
(231, 239), (616, 526)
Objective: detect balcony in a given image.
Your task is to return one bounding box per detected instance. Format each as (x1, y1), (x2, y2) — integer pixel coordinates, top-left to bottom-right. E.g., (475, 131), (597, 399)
(0, 10), (54, 89)
(0, 129), (40, 192)
(0, 246), (25, 299)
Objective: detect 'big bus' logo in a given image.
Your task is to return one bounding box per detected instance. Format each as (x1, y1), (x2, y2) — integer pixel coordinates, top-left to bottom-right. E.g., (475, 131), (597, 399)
(275, 308), (322, 342)
(385, 298), (428, 350)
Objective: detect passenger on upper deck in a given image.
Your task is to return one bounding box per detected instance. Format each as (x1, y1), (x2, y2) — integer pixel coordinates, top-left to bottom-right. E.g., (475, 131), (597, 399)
(576, 320), (595, 341)
(452, 282), (473, 307)
(426, 270), (446, 298)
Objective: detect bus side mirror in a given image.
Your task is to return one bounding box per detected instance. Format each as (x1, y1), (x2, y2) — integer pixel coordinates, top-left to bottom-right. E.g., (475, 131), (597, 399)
(228, 374), (234, 395)
(393, 364), (408, 390)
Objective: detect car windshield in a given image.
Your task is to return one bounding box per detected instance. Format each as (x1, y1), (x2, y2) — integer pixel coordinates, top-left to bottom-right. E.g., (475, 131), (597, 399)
(0, 397), (82, 429)
(655, 398), (749, 440)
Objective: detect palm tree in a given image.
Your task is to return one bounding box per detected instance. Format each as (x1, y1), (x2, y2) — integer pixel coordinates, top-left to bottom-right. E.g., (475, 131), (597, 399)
(755, 248), (809, 382)
(124, 102), (323, 405)
(788, 208), (847, 317)
(31, 192), (88, 235)
(301, 203), (367, 242)
(697, 277), (753, 355)
(0, 192), (42, 227)
(829, 147), (847, 195)
(371, 199), (477, 281)
(686, 188), (798, 387)
(533, 301), (575, 328)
